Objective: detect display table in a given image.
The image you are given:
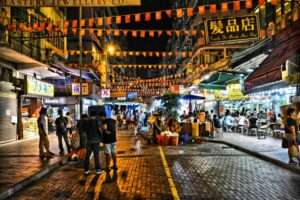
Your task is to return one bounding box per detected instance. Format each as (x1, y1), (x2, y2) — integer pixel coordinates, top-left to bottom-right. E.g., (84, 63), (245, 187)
(180, 122), (211, 137)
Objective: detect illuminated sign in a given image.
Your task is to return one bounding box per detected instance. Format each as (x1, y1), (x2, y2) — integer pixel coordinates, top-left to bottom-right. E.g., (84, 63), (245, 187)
(0, 0), (141, 7)
(126, 92), (137, 99)
(72, 83), (89, 96)
(101, 89), (110, 98)
(204, 14), (260, 44)
(25, 76), (54, 97)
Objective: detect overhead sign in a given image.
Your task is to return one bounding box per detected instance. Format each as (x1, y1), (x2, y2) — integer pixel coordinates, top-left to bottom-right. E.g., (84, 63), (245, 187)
(25, 76), (54, 97)
(72, 83), (89, 96)
(102, 89), (111, 98)
(0, 0), (141, 7)
(204, 14), (260, 44)
(170, 85), (180, 94)
(126, 92), (138, 99)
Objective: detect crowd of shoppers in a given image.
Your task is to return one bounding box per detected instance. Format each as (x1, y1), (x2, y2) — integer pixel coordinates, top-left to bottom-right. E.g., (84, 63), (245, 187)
(37, 107), (117, 175)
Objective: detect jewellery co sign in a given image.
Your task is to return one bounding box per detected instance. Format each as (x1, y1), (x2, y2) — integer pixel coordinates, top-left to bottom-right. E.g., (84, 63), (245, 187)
(0, 0), (141, 7)
(204, 14), (260, 44)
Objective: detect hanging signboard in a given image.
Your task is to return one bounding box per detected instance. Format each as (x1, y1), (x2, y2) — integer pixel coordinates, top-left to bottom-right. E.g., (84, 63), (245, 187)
(101, 89), (111, 98)
(0, 0), (141, 7)
(126, 92), (138, 99)
(25, 76), (54, 97)
(170, 85), (180, 94)
(72, 83), (89, 96)
(204, 14), (260, 44)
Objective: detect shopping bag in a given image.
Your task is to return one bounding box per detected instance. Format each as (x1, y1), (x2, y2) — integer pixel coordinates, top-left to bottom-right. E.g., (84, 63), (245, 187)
(289, 145), (299, 157)
(70, 131), (80, 149)
(77, 148), (86, 160)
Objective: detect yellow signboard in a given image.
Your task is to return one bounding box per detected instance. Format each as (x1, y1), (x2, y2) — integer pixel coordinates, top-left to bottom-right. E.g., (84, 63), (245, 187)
(26, 76), (54, 97)
(0, 0), (141, 7)
(204, 14), (260, 44)
(72, 83), (89, 96)
(213, 83), (248, 101)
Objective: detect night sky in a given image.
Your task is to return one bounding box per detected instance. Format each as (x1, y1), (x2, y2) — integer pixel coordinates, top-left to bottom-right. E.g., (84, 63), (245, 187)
(114, 0), (172, 76)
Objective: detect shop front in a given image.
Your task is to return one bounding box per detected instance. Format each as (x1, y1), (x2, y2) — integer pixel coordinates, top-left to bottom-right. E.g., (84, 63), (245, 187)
(21, 75), (54, 139)
(0, 60), (18, 143)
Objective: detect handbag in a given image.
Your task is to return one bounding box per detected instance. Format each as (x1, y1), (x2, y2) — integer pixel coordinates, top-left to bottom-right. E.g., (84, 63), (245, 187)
(283, 121), (295, 142)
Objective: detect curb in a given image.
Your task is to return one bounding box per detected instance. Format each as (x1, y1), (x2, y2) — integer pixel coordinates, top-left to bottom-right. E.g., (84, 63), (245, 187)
(204, 138), (300, 174)
(0, 157), (69, 200)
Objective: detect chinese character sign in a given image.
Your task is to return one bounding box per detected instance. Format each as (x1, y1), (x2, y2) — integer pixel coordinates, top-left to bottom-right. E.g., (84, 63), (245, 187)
(26, 76), (54, 97)
(204, 15), (259, 44)
(72, 83), (89, 96)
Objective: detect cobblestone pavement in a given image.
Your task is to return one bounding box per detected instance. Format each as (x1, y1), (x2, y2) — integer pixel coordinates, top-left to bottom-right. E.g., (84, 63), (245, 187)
(8, 130), (300, 200)
(0, 134), (67, 195)
(9, 130), (173, 200)
(210, 132), (291, 163)
(165, 143), (300, 200)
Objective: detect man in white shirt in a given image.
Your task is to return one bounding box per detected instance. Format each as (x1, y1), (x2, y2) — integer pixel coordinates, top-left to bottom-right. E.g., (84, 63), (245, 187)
(37, 108), (54, 159)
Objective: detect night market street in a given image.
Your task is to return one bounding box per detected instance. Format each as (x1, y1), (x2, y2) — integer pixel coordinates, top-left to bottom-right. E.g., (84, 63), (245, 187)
(1, 0), (300, 199)
(1, 130), (299, 200)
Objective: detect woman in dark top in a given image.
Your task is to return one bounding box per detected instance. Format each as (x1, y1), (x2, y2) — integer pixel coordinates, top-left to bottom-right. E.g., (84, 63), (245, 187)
(249, 113), (258, 129)
(285, 108), (300, 165)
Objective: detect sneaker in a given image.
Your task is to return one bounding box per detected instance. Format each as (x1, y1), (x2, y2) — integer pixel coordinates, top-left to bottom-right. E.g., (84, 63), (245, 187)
(84, 170), (90, 175)
(59, 151), (64, 155)
(46, 154), (54, 159)
(49, 152), (55, 156)
(289, 160), (297, 165)
(105, 167), (111, 172)
(39, 155), (45, 160)
(96, 169), (105, 175)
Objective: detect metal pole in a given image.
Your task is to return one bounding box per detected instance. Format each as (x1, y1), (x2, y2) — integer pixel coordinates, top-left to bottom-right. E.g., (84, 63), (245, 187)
(79, 7), (83, 116)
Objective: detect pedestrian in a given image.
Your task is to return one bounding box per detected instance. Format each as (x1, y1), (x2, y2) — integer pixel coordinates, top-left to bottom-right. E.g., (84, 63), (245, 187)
(213, 115), (222, 137)
(66, 112), (74, 134)
(55, 110), (71, 155)
(283, 108), (300, 165)
(37, 108), (54, 159)
(77, 114), (88, 148)
(83, 111), (104, 175)
(99, 111), (117, 171)
(153, 114), (163, 144)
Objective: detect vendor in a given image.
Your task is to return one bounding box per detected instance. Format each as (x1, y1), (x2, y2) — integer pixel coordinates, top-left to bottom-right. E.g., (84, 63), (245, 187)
(166, 118), (182, 133)
(153, 114), (163, 144)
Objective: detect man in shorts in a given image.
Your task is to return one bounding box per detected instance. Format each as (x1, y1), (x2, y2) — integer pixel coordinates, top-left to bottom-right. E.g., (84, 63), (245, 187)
(99, 111), (117, 171)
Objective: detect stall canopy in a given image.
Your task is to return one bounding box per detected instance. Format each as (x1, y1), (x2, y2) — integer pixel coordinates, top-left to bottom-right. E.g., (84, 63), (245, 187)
(181, 94), (205, 100)
(198, 72), (241, 90)
(245, 21), (300, 91)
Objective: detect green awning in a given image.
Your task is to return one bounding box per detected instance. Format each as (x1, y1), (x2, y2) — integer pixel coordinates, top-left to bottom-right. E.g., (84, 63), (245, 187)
(198, 72), (241, 90)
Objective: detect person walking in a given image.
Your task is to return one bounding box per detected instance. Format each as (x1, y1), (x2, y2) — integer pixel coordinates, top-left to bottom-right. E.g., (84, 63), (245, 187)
(76, 114), (88, 148)
(66, 112), (74, 135)
(55, 110), (71, 155)
(99, 111), (117, 171)
(37, 108), (54, 159)
(283, 108), (300, 165)
(83, 111), (104, 175)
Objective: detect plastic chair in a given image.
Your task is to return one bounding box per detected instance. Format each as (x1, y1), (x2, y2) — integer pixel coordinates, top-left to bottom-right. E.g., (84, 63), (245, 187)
(249, 128), (257, 136)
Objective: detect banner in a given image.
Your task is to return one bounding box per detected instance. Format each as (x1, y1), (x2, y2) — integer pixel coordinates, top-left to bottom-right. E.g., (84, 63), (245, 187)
(25, 76), (54, 97)
(0, 0), (141, 7)
(72, 83), (89, 96)
(204, 14), (260, 44)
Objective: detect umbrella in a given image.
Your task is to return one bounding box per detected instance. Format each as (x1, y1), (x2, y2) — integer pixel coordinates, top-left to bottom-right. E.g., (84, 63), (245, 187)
(181, 94), (205, 100)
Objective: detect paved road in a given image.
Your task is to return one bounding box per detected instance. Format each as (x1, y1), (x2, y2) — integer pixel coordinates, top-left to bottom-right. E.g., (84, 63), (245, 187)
(9, 130), (300, 200)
